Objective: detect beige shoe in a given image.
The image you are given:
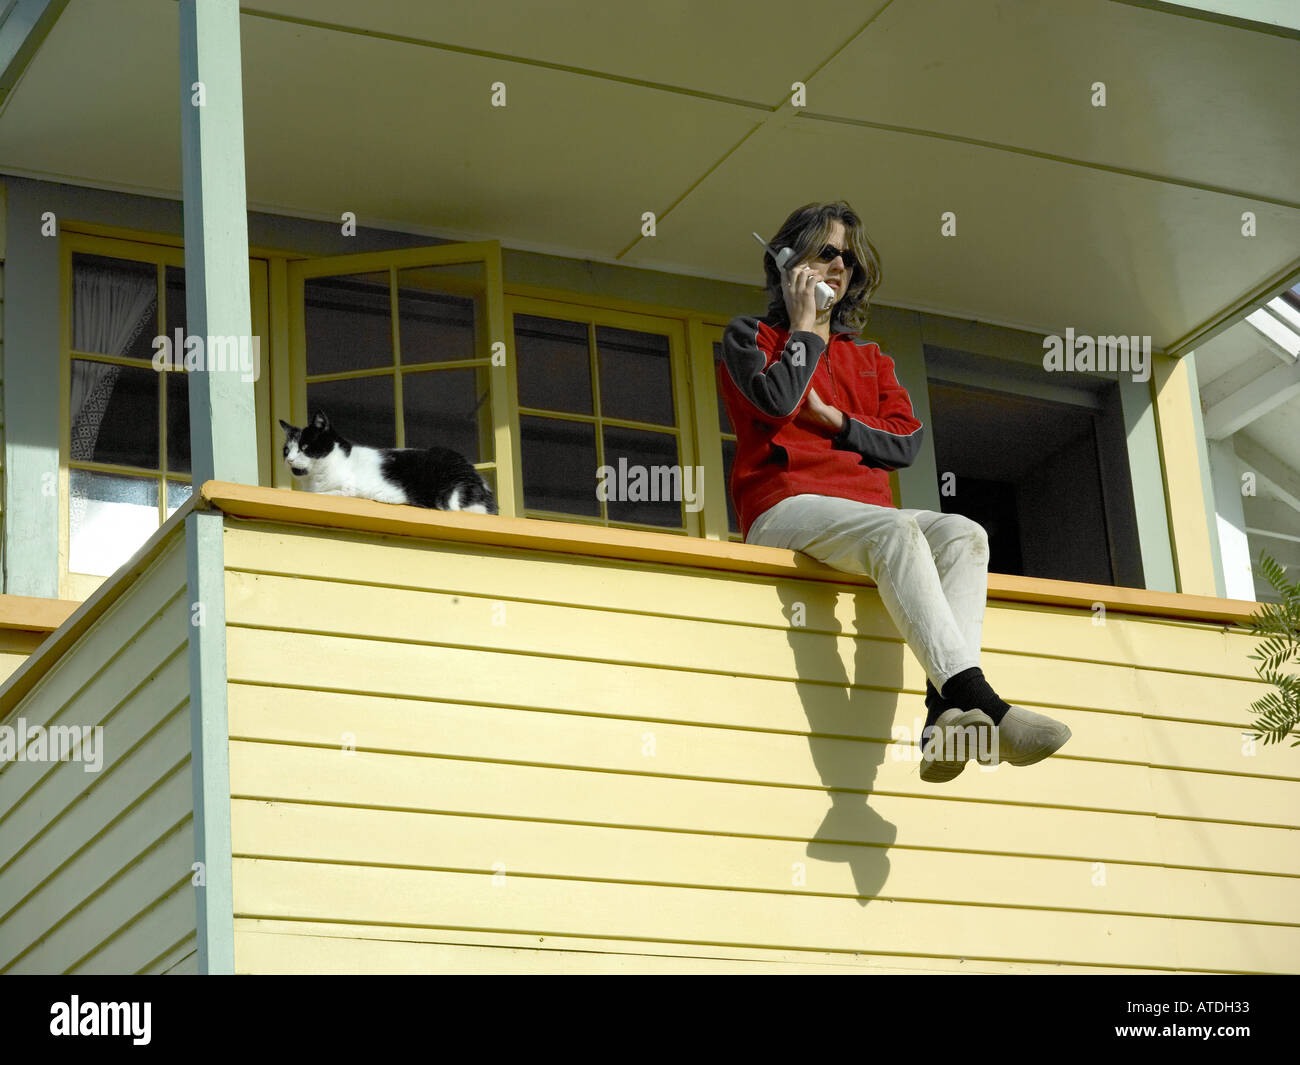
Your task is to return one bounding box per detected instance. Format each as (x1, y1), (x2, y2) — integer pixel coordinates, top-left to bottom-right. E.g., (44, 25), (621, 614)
(920, 708), (996, 783)
(984, 706), (1071, 766)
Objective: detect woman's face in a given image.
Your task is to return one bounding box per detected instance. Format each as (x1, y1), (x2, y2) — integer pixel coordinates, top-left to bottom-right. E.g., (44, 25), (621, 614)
(800, 219), (852, 306)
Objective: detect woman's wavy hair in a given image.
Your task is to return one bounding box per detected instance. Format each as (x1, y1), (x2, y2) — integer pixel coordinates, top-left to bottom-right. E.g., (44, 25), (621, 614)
(761, 201), (882, 335)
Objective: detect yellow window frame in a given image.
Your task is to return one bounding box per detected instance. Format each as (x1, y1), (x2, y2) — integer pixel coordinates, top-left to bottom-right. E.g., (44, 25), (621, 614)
(285, 242), (517, 511)
(59, 231), (272, 600)
(506, 291), (714, 537)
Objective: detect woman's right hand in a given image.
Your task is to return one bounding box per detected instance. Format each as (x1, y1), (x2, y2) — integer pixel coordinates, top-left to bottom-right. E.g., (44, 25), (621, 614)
(782, 261), (819, 333)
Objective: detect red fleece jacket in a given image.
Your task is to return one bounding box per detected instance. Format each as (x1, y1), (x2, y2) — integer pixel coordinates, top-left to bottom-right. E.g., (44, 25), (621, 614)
(717, 315), (925, 540)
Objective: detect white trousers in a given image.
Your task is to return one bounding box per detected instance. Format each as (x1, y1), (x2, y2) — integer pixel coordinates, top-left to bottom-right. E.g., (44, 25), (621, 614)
(745, 494), (989, 689)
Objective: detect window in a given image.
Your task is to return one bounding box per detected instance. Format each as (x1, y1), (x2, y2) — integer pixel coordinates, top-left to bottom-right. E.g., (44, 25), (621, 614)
(65, 249), (191, 584)
(289, 247), (503, 501)
(288, 248), (746, 536)
(509, 298), (692, 532)
(925, 346), (1143, 587)
(711, 339), (740, 538)
(61, 234), (270, 599)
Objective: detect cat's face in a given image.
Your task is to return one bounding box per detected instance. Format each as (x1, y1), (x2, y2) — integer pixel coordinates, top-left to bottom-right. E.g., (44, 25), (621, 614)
(279, 412), (338, 477)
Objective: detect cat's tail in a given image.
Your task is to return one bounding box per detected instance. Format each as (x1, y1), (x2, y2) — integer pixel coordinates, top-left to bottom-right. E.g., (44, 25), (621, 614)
(480, 474), (500, 515)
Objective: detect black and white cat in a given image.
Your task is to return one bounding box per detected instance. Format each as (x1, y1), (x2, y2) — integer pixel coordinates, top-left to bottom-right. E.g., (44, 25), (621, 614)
(279, 412), (498, 514)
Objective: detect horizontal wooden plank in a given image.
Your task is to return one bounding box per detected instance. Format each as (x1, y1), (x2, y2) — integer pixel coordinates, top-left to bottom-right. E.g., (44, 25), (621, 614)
(159, 943), (199, 975)
(0, 649), (191, 872)
(230, 799), (1298, 925)
(0, 757), (192, 937)
(5, 821), (193, 974)
(206, 487), (1261, 625)
(71, 879), (197, 976)
(0, 527), (188, 723)
(227, 675), (1297, 794)
(227, 676), (1136, 772)
(234, 930), (953, 974)
(227, 740), (1297, 877)
(224, 636), (1294, 825)
(0, 562), (186, 748)
(1141, 715), (1298, 776)
(223, 523), (1268, 679)
(228, 631), (1098, 751)
(231, 857), (1293, 971)
(145, 934), (197, 975)
(0, 595), (80, 633)
(223, 573), (1271, 728)
(235, 917), (1159, 974)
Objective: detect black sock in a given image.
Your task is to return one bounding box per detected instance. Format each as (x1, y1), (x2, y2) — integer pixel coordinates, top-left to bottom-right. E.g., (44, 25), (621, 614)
(923, 679), (948, 731)
(939, 667), (1012, 725)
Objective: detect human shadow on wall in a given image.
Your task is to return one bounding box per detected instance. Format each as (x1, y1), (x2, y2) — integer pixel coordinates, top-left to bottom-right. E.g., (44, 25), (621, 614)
(772, 572), (902, 907)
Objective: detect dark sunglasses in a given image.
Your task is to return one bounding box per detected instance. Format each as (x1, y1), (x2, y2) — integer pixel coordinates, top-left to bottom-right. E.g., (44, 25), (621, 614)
(814, 243), (858, 272)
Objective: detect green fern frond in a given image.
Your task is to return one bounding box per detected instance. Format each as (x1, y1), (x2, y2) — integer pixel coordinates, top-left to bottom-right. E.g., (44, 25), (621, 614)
(1245, 552), (1300, 753)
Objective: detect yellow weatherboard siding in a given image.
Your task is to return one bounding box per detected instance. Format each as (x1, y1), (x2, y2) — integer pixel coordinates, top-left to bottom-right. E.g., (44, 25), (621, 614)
(218, 500), (1294, 975)
(0, 532), (197, 974)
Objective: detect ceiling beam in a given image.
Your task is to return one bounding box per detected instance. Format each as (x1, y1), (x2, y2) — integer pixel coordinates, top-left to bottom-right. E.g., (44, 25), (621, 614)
(1202, 353), (1300, 439)
(1246, 526), (1300, 545)
(1234, 436), (1300, 515)
(1166, 260), (1300, 359)
(1246, 309), (1300, 364)
(1243, 497), (1300, 544)
(0, 0), (68, 110)
(1108, 0), (1300, 38)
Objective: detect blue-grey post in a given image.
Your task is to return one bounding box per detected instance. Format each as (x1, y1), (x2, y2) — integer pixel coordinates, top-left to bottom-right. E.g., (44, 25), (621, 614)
(180, 0), (257, 487)
(179, 0), (253, 975)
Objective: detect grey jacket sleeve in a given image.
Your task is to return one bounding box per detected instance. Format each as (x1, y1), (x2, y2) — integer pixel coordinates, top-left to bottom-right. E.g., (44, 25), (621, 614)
(719, 317), (827, 425)
(831, 416), (925, 470)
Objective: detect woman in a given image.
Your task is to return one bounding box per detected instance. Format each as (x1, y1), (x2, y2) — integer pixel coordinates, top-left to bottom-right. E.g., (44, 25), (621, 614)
(718, 200), (1070, 782)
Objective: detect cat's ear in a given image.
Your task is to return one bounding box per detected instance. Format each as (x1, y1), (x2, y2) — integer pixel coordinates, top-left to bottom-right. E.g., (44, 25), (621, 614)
(278, 419), (294, 433)
(311, 411), (330, 431)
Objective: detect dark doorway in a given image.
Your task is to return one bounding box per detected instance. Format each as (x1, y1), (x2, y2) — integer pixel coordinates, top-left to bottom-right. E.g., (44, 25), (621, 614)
(926, 354), (1142, 588)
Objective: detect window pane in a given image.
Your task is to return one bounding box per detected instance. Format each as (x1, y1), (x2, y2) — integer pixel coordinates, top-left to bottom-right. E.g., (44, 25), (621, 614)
(72, 253), (158, 362)
(520, 414), (598, 516)
(165, 265), (187, 342)
(167, 371), (191, 474)
(713, 341), (732, 433)
(596, 325), (674, 426)
(307, 374), (395, 448)
(166, 480), (193, 518)
(70, 359), (159, 467)
(514, 314), (592, 415)
(602, 427), (683, 528)
(403, 366), (491, 463)
(397, 264), (482, 365)
(69, 469), (159, 576)
(305, 273), (392, 375)
(721, 437), (738, 535)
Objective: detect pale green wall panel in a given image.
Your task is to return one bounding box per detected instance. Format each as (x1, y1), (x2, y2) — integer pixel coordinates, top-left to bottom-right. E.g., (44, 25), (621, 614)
(2, 180), (60, 597)
(868, 307), (940, 512)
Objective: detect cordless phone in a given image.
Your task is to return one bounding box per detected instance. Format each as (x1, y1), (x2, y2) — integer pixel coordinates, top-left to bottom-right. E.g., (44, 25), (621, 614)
(751, 231), (836, 310)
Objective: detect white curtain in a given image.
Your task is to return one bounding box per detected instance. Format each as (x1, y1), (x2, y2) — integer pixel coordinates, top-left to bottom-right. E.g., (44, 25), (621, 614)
(70, 263), (157, 461)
